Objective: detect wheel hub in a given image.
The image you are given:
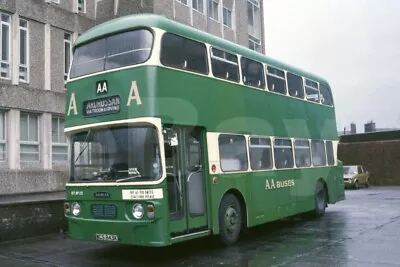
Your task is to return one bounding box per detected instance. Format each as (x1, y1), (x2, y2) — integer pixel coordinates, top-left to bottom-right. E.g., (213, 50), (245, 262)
(225, 206), (238, 233)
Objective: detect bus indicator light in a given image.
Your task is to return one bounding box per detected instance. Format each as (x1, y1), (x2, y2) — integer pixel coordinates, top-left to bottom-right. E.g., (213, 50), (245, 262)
(64, 202), (70, 214)
(213, 177), (219, 184)
(147, 204), (155, 219)
(211, 164), (216, 173)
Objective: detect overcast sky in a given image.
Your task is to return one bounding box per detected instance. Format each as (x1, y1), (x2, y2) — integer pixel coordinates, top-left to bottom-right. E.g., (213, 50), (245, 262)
(263, 0), (400, 132)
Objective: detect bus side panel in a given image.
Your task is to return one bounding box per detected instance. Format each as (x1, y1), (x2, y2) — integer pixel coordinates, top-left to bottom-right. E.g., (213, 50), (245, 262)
(207, 173), (251, 235)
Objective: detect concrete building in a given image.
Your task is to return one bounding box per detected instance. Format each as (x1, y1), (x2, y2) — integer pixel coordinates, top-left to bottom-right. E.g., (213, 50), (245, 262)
(0, 0), (265, 196)
(350, 122), (356, 134)
(96, 0), (265, 53)
(365, 120), (376, 133)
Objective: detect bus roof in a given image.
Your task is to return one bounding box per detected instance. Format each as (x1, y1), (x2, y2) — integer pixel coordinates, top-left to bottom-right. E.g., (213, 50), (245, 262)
(74, 14), (330, 86)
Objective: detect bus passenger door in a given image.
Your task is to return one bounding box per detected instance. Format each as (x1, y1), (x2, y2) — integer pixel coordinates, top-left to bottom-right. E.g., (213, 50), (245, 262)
(164, 126), (208, 238)
(184, 127), (208, 230)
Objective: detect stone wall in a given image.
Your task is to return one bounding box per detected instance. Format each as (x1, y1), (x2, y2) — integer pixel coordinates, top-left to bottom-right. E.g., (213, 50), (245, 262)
(338, 140), (400, 185)
(0, 194), (66, 242)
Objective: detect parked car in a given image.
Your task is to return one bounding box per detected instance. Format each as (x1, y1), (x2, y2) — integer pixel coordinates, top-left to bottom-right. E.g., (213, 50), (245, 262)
(343, 165), (370, 189)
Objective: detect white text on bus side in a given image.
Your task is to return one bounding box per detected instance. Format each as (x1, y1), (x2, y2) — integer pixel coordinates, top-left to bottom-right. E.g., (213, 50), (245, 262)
(265, 179), (295, 190)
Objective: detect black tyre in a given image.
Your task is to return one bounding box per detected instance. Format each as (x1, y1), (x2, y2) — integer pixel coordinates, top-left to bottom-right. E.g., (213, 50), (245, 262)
(314, 180), (327, 217)
(218, 194), (242, 246)
(365, 179), (370, 188)
(354, 181), (359, 190)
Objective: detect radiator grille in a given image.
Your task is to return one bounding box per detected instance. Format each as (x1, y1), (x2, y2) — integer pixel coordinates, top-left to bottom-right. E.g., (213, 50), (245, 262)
(91, 204), (117, 219)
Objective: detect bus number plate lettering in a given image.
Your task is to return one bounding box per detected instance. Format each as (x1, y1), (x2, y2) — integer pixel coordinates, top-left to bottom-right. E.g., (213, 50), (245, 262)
(95, 233), (118, 242)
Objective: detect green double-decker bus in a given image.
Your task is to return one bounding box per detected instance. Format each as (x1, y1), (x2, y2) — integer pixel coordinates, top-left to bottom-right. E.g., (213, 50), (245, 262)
(63, 14), (345, 247)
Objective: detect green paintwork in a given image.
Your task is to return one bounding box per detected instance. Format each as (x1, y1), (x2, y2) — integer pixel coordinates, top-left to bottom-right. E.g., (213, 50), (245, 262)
(72, 14), (331, 89)
(65, 66), (337, 140)
(64, 14), (344, 247)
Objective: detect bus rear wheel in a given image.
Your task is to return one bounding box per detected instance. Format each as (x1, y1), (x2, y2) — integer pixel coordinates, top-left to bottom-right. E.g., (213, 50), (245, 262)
(314, 180), (327, 217)
(218, 194), (242, 246)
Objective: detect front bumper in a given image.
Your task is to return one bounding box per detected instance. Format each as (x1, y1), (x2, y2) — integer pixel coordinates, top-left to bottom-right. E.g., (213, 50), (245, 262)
(344, 178), (355, 188)
(67, 217), (169, 247)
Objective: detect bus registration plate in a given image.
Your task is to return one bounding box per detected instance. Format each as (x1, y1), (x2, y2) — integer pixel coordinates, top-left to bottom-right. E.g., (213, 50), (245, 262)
(95, 233), (119, 242)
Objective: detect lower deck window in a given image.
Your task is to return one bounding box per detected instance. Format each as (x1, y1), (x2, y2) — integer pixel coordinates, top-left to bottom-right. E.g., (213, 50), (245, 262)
(311, 140), (326, 166)
(249, 137), (272, 170)
(274, 138), (293, 169)
(294, 140), (311, 167)
(218, 134), (247, 172)
(325, 141), (335, 165)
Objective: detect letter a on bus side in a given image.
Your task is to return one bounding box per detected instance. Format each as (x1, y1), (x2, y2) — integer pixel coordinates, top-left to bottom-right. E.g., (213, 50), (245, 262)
(127, 81), (142, 106)
(67, 93), (78, 115)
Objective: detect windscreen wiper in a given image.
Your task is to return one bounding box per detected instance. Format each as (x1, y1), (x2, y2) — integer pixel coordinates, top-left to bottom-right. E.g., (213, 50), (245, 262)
(115, 175), (142, 183)
(74, 130), (92, 163)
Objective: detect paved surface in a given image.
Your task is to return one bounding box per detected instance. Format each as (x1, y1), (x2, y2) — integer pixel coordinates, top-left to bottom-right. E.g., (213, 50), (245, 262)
(1, 186), (400, 266)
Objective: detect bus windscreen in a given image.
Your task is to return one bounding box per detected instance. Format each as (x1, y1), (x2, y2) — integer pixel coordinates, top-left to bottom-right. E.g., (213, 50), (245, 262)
(69, 29), (153, 78)
(70, 126), (162, 183)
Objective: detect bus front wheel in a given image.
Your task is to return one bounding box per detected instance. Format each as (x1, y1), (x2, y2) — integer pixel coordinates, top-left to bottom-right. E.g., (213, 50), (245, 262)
(218, 193), (242, 246)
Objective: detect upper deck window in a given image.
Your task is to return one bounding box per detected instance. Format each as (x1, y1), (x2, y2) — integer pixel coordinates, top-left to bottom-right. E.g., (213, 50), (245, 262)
(69, 29), (153, 79)
(211, 47), (239, 82)
(305, 79), (320, 102)
(319, 83), (333, 106)
(160, 33), (208, 74)
(287, 72), (304, 99)
(266, 66), (286, 95)
(241, 57), (265, 89)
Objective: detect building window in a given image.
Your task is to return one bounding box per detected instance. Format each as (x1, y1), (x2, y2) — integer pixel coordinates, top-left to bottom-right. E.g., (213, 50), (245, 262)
(20, 113), (39, 162)
(52, 117), (68, 162)
(248, 0), (261, 48)
(248, 0), (260, 26)
(0, 13), (11, 79)
(192, 0), (204, 13)
(64, 32), (72, 80)
(223, 7), (232, 28)
(19, 19), (29, 83)
(208, 0), (218, 21)
(0, 111), (6, 161)
(248, 34), (261, 52)
(78, 0), (86, 13)
(177, 0), (188, 5)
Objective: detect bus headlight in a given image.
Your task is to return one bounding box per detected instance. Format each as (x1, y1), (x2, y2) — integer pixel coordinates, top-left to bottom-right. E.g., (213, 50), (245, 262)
(147, 204), (155, 219)
(132, 203), (144, 219)
(71, 202), (81, 216)
(64, 202), (70, 214)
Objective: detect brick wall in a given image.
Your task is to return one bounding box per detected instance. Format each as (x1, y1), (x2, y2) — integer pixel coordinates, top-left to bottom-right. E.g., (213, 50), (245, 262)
(338, 140), (400, 185)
